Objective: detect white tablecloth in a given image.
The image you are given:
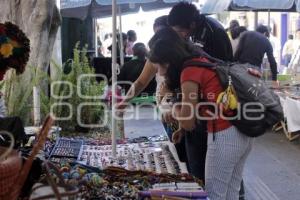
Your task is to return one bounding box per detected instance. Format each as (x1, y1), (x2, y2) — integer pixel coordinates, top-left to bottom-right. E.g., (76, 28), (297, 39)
(279, 96), (300, 132)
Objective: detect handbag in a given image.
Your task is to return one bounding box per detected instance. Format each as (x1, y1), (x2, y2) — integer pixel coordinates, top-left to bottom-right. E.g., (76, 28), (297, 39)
(30, 161), (79, 200)
(0, 131), (22, 200)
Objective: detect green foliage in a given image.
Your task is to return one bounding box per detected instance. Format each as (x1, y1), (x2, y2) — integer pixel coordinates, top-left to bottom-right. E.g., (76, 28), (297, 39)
(49, 43), (105, 131)
(0, 66), (49, 125)
(0, 43), (105, 130)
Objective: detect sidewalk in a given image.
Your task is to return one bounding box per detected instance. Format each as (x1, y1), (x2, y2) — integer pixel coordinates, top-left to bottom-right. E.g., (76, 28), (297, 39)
(124, 106), (166, 139)
(124, 107), (300, 200)
(244, 131), (300, 200)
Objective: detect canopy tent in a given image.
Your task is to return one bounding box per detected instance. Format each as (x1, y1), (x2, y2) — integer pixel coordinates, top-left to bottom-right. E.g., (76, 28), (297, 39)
(61, 0), (185, 19)
(201, 0), (300, 14)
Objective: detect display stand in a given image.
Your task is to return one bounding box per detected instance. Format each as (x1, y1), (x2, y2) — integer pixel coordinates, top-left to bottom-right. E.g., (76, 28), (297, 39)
(77, 141), (187, 174)
(47, 136), (207, 199)
(273, 120), (300, 141)
(274, 87), (300, 141)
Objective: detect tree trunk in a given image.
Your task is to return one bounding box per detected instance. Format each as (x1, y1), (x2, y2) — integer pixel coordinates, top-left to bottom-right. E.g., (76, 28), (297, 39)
(0, 0), (61, 122)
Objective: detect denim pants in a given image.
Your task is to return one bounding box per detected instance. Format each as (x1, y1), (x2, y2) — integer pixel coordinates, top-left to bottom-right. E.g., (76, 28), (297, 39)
(205, 126), (253, 200)
(184, 120), (207, 181)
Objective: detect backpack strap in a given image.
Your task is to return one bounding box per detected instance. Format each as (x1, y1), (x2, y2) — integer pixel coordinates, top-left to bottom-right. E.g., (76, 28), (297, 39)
(182, 57), (222, 142)
(183, 59), (217, 69)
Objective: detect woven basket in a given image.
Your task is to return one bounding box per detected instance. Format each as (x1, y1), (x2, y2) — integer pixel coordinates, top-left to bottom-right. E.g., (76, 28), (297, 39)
(0, 131), (22, 200)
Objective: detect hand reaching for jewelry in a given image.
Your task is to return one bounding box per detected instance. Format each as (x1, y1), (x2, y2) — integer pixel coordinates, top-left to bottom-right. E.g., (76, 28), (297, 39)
(271, 80), (279, 89)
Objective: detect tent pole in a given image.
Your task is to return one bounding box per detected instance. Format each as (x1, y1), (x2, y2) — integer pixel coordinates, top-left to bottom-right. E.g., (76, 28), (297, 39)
(119, 6), (125, 66)
(95, 18), (98, 57)
(254, 11), (258, 29)
(268, 10), (271, 29)
(112, 0), (117, 158)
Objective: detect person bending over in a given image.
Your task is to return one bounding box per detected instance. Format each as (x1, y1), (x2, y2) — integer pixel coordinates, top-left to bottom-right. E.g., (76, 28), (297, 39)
(234, 25), (279, 88)
(149, 27), (253, 200)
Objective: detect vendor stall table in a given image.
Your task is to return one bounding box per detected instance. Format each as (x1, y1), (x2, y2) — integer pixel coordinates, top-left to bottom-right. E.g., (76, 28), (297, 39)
(44, 136), (206, 199)
(274, 87), (300, 141)
(77, 141), (188, 174)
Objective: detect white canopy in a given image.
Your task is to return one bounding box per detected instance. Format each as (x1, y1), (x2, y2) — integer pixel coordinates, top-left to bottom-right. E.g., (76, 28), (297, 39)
(201, 0), (300, 14)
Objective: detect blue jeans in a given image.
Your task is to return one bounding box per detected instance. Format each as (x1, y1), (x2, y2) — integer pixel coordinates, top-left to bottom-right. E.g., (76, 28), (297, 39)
(184, 120), (207, 181)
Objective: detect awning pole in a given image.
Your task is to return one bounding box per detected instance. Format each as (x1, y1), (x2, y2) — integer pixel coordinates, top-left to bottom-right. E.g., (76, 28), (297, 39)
(254, 11), (258, 29)
(112, 0), (117, 158)
(95, 18), (98, 57)
(268, 10), (271, 29)
(118, 6), (125, 66)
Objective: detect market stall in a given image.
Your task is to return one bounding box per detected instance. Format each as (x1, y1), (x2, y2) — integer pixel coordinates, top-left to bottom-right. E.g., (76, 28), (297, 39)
(30, 133), (207, 199)
(274, 84), (300, 141)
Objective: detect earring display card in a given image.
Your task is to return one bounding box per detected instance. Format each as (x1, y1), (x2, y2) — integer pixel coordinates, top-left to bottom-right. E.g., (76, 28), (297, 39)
(50, 138), (83, 158)
(77, 142), (186, 174)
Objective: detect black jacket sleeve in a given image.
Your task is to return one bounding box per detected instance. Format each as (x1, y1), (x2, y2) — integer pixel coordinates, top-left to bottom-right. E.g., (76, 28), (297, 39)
(117, 64), (126, 81)
(265, 41), (278, 81)
(233, 33), (246, 61)
(198, 17), (233, 62)
(216, 28), (233, 61)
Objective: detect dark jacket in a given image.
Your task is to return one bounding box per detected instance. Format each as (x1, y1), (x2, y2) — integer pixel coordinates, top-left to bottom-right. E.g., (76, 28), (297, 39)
(118, 58), (156, 95)
(234, 31), (277, 81)
(192, 16), (233, 62)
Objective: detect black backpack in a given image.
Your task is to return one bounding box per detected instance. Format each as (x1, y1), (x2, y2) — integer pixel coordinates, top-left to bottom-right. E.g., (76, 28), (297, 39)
(183, 59), (284, 137)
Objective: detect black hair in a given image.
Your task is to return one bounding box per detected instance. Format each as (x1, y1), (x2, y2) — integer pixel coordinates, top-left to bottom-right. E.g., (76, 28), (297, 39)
(153, 15), (169, 30)
(231, 26), (247, 40)
(127, 30), (136, 42)
(168, 2), (200, 29)
(149, 28), (193, 91)
(132, 43), (148, 60)
(288, 34), (294, 40)
(148, 27), (182, 49)
(104, 33), (110, 40)
(256, 25), (270, 37)
(116, 32), (127, 42)
(229, 20), (239, 30)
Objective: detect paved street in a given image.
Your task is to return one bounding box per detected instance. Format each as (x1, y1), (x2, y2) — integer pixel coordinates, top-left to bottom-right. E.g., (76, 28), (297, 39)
(124, 107), (300, 200)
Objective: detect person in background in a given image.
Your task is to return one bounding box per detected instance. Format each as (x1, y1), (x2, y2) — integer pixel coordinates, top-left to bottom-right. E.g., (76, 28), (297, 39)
(168, 2), (233, 61)
(268, 25), (281, 67)
(97, 36), (105, 58)
(230, 26), (247, 55)
(282, 34), (295, 67)
(234, 25), (279, 88)
(227, 19), (240, 39)
(117, 15), (170, 109)
(108, 32), (127, 57)
(286, 30), (300, 74)
(153, 15), (168, 32)
(151, 15), (190, 164)
(151, 15), (169, 98)
(102, 33), (112, 57)
(126, 30), (137, 56)
(118, 43), (156, 96)
(294, 29), (300, 49)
